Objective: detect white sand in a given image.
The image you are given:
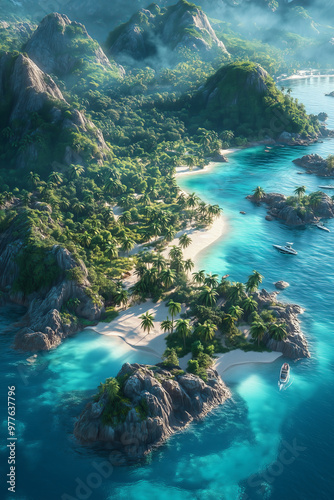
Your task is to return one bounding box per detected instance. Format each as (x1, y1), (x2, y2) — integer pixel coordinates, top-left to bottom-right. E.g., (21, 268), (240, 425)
(90, 146), (283, 373)
(91, 299), (184, 358)
(214, 350), (282, 375)
(175, 149), (237, 178)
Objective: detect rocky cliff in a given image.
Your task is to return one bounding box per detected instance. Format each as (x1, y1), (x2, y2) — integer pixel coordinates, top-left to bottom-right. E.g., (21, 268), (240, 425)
(253, 289), (310, 359)
(25, 13), (122, 79)
(247, 191), (334, 225)
(0, 222), (104, 351)
(0, 52), (108, 168)
(74, 362), (231, 462)
(107, 1), (229, 63)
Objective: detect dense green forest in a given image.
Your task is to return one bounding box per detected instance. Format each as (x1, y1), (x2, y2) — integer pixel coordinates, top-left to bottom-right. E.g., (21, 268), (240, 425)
(0, 0), (326, 363)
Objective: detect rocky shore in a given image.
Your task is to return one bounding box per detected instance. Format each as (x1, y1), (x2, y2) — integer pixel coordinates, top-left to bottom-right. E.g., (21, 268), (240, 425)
(74, 362), (231, 463)
(0, 232), (104, 351)
(293, 154), (334, 177)
(247, 191), (334, 225)
(253, 289), (310, 359)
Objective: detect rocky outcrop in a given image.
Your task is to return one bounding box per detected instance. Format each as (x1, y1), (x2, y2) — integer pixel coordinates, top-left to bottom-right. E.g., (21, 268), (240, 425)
(247, 191), (334, 225)
(0, 52), (109, 168)
(0, 228), (103, 351)
(74, 363), (231, 462)
(293, 154), (333, 177)
(253, 289), (310, 359)
(25, 13), (116, 77)
(0, 53), (65, 123)
(107, 1), (228, 63)
(274, 281), (289, 290)
(277, 131), (318, 146)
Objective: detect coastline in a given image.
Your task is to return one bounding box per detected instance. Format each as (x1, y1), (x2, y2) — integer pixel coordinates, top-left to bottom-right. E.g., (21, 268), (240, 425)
(279, 73), (334, 82)
(90, 147), (283, 374)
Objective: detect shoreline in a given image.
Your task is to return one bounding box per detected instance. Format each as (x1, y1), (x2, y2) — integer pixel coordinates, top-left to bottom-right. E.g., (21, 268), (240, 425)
(90, 147), (283, 374)
(279, 73), (334, 82)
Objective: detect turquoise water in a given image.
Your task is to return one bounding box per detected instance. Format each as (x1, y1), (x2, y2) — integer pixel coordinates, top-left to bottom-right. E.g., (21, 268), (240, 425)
(1, 79), (334, 500)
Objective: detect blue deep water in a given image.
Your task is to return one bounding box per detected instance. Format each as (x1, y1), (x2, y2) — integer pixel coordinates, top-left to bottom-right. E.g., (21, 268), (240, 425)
(1, 77), (334, 500)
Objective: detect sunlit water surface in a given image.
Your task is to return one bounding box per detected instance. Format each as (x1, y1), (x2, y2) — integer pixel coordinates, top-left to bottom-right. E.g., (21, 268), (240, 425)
(1, 78), (334, 500)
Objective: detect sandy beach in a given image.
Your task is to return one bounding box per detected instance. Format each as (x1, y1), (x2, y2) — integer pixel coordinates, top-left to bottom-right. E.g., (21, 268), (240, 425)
(90, 146), (283, 374)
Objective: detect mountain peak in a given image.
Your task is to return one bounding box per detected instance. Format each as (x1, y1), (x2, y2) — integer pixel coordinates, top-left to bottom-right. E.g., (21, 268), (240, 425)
(107, 0), (229, 64)
(25, 12), (112, 77)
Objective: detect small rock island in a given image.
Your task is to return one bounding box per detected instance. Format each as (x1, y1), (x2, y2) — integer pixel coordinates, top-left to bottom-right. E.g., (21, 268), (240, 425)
(74, 363), (231, 462)
(293, 154), (334, 177)
(248, 186), (334, 225)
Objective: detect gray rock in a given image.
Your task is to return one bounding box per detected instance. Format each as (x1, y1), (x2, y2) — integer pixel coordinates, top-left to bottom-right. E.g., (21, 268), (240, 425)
(25, 13), (113, 77)
(275, 281), (290, 290)
(253, 289), (310, 359)
(74, 364), (231, 461)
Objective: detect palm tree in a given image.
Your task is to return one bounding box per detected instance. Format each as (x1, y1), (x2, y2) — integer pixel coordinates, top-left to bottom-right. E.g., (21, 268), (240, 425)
(139, 312), (155, 339)
(68, 164), (84, 179)
(179, 233), (192, 249)
(48, 172), (63, 185)
(184, 259), (194, 273)
(294, 186), (306, 200)
(141, 193), (151, 206)
(204, 273), (219, 289)
(152, 253), (166, 272)
(227, 282), (246, 304)
(192, 269), (206, 286)
(195, 321), (217, 342)
(160, 268), (176, 289)
(27, 171), (40, 187)
(223, 313), (237, 331)
(242, 296), (258, 316)
(119, 211), (132, 225)
(228, 305), (243, 320)
(269, 323), (288, 341)
(114, 289), (128, 308)
(161, 317), (173, 335)
(183, 155), (196, 170)
(198, 286), (218, 307)
(120, 237), (135, 255)
(170, 256), (184, 273)
(186, 193), (199, 209)
(175, 319), (191, 347)
(168, 300), (182, 332)
(80, 232), (92, 248)
(250, 321), (267, 346)
(105, 242), (118, 260)
(246, 271), (264, 294)
(221, 130), (234, 143)
(253, 186), (265, 201)
(163, 226), (176, 242)
(169, 245), (183, 261)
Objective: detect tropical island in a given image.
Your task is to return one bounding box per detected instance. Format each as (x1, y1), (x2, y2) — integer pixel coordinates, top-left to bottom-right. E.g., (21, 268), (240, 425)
(248, 185), (334, 225)
(0, 0), (328, 475)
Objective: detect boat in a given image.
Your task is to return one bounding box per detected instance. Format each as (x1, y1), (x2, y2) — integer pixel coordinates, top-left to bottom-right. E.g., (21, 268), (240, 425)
(278, 363), (290, 391)
(273, 242), (298, 255)
(319, 185), (334, 190)
(315, 222), (330, 232)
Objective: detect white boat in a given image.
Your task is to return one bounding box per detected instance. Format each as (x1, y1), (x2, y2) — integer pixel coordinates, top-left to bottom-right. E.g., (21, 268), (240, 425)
(273, 242), (298, 255)
(278, 363), (290, 391)
(315, 222), (330, 232)
(319, 185), (334, 190)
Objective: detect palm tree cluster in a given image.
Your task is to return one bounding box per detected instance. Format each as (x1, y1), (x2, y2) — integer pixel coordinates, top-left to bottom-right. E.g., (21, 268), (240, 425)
(131, 247), (194, 299)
